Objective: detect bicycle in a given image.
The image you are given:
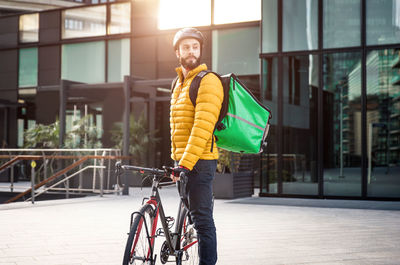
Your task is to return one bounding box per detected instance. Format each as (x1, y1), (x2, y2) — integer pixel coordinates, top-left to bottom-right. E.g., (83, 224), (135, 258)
(116, 162), (199, 265)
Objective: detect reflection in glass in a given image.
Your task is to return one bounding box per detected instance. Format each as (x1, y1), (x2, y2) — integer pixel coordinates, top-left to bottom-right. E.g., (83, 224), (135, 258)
(19, 13), (39, 43)
(282, 55), (318, 195)
(62, 6), (106, 39)
(366, 49), (400, 197)
(108, 3), (130, 34)
(367, 0), (400, 45)
(108, 39), (130, 82)
(19, 48), (38, 88)
(283, 0), (318, 51)
(323, 52), (362, 196)
(212, 27), (260, 75)
(260, 58), (278, 194)
(262, 0), (277, 53)
(214, 0), (261, 25)
(61, 41), (105, 83)
(158, 0), (211, 30)
(323, 0), (360, 48)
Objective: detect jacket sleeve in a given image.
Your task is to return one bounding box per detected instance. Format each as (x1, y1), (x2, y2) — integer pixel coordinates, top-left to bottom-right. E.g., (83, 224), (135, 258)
(179, 73), (223, 170)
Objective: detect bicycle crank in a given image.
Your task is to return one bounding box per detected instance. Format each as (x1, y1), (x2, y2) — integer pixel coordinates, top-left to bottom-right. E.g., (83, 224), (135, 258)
(160, 241), (170, 264)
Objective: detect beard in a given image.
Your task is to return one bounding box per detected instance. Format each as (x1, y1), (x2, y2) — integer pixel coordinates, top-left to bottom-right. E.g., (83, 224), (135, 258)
(179, 54), (201, 70)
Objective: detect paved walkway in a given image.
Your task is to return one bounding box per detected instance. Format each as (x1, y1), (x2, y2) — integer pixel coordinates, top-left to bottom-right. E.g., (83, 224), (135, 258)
(1, 187), (400, 265)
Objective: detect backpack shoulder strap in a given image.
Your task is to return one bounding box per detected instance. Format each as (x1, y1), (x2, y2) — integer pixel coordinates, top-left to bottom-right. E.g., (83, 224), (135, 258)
(189, 70), (223, 153)
(189, 70), (221, 106)
(171, 76), (179, 92)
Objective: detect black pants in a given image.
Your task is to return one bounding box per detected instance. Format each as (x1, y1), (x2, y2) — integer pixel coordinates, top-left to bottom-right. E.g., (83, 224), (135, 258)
(186, 159), (218, 265)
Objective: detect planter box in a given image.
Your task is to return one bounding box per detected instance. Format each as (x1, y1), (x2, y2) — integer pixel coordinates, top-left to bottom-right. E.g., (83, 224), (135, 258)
(213, 171), (254, 199)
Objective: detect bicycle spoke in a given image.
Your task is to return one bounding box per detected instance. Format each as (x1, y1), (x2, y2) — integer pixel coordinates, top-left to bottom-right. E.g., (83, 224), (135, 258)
(123, 204), (156, 265)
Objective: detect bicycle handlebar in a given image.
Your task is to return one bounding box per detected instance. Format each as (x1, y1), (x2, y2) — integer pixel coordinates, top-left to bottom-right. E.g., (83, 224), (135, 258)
(121, 165), (165, 174)
(115, 161), (173, 176)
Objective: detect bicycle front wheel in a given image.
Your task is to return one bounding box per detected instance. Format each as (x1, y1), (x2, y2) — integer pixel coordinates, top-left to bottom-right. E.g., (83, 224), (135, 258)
(177, 207), (199, 265)
(122, 204), (156, 265)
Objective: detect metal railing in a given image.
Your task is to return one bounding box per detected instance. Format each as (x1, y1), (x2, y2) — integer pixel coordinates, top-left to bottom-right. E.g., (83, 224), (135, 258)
(0, 148), (127, 203)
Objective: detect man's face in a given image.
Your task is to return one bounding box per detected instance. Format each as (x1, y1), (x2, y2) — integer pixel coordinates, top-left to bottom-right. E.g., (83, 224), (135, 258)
(176, 38), (201, 70)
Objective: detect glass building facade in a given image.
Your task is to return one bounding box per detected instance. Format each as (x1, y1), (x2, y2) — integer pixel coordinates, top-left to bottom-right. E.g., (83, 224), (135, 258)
(260, 0), (400, 199)
(0, 0), (399, 199)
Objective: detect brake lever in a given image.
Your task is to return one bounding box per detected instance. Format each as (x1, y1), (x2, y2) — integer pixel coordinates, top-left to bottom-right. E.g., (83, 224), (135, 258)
(162, 166), (174, 176)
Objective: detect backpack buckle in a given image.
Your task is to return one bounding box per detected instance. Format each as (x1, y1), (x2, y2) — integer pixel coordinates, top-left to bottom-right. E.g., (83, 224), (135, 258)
(216, 123), (226, 131)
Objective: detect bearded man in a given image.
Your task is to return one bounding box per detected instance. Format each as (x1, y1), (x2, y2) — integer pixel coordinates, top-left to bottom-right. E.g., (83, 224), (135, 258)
(169, 28), (224, 265)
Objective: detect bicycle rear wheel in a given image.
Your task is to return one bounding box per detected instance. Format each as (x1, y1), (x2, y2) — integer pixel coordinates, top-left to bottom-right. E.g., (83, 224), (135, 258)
(177, 207), (199, 265)
(122, 204), (156, 265)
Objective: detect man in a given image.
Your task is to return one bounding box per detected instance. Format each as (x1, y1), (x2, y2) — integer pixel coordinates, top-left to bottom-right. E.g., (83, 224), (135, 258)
(170, 27), (223, 265)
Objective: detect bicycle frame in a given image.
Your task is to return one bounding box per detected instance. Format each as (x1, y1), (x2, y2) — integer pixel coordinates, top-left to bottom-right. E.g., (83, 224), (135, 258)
(120, 163), (195, 263)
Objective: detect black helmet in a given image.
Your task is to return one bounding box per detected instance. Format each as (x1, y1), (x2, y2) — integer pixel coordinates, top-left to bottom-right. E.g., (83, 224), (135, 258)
(173, 27), (204, 50)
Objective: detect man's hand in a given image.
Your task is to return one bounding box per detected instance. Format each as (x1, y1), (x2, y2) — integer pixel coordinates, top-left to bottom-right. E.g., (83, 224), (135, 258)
(171, 165), (189, 182)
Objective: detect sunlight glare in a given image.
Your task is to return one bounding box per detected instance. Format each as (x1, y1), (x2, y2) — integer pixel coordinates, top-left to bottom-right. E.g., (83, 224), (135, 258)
(214, 0), (261, 25)
(158, 0), (211, 30)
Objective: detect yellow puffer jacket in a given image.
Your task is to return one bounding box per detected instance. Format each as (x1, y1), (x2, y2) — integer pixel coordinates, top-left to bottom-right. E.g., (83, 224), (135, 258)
(170, 64), (223, 170)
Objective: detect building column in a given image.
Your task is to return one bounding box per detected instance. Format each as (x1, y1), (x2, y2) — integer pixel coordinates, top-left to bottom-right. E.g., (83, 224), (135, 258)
(122, 75), (131, 195)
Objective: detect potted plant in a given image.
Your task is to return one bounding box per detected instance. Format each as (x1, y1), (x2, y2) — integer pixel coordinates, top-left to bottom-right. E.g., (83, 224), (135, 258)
(110, 113), (159, 186)
(213, 148), (254, 199)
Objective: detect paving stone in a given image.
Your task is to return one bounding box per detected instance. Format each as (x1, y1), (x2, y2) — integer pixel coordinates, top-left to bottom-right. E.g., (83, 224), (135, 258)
(1, 187), (400, 265)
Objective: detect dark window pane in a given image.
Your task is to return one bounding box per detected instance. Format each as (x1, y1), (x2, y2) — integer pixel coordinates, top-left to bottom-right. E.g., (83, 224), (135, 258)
(283, 0), (318, 51)
(367, 0), (400, 45)
(282, 55), (319, 195)
(212, 27), (259, 75)
(262, 0), (277, 53)
(323, 0), (361, 48)
(366, 49), (400, 198)
(260, 58), (278, 194)
(323, 52), (362, 197)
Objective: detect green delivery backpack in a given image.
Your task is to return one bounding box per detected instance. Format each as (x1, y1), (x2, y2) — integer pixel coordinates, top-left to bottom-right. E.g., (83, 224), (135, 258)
(172, 70), (272, 154)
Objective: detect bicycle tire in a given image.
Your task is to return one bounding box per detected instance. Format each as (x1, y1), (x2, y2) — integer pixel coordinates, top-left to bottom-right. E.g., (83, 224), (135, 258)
(176, 205), (199, 265)
(122, 203), (156, 265)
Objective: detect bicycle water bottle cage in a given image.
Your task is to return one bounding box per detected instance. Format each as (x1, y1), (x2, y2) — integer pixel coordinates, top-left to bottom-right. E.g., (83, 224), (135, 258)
(165, 216), (175, 229)
(156, 228), (165, 237)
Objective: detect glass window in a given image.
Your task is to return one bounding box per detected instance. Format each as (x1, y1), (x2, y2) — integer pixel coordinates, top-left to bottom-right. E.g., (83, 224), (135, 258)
(108, 39), (130, 82)
(323, 0), (361, 49)
(212, 27), (259, 75)
(62, 6), (106, 39)
(214, 0), (261, 25)
(158, 0), (211, 30)
(366, 49), (400, 198)
(282, 55), (319, 195)
(323, 52), (362, 197)
(19, 13), (39, 43)
(262, 0), (277, 53)
(367, 0), (400, 45)
(283, 0), (318, 51)
(19, 48), (38, 88)
(61, 41), (105, 83)
(260, 57), (278, 194)
(108, 2), (131, 34)
(17, 119), (24, 147)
